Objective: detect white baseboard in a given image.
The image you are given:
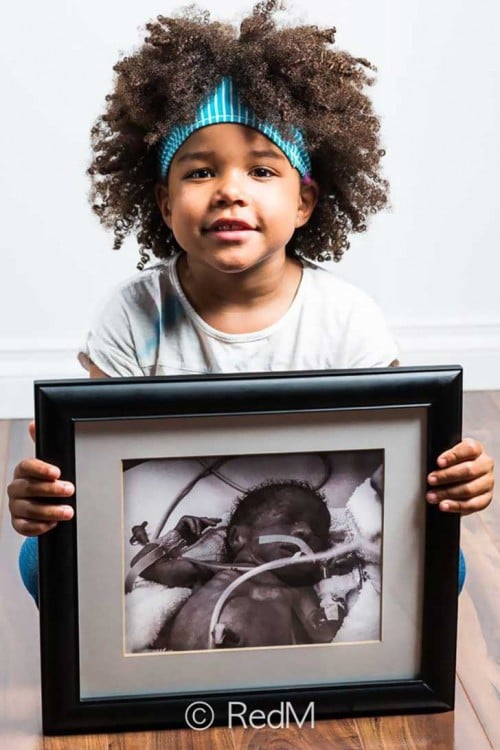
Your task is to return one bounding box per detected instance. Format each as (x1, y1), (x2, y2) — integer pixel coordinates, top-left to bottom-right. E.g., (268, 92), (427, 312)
(0, 341), (83, 419)
(1, 325), (500, 418)
(393, 322), (500, 391)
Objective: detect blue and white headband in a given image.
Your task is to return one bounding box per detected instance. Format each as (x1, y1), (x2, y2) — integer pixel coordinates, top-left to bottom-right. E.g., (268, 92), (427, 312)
(158, 76), (312, 180)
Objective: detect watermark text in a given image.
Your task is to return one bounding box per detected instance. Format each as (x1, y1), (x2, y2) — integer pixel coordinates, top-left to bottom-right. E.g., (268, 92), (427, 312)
(184, 700), (315, 730)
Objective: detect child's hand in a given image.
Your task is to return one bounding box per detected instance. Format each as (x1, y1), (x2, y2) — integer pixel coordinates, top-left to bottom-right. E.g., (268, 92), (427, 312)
(426, 438), (494, 515)
(7, 421), (74, 536)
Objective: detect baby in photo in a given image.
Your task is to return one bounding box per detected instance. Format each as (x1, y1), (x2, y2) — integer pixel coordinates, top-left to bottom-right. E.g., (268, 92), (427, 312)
(128, 480), (349, 651)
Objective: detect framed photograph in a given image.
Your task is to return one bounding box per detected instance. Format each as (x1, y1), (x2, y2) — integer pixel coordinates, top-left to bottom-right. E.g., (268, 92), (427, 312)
(35, 366), (462, 734)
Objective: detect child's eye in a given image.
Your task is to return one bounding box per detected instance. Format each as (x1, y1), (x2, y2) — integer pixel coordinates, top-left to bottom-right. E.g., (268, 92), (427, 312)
(185, 168), (214, 180)
(251, 166), (276, 178)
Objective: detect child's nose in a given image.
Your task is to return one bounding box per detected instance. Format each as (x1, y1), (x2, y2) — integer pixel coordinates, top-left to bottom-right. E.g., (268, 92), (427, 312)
(212, 172), (248, 206)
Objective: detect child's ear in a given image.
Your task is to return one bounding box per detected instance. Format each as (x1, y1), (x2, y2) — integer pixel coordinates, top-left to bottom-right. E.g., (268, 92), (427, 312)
(155, 183), (172, 229)
(227, 525), (249, 555)
(296, 178), (319, 229)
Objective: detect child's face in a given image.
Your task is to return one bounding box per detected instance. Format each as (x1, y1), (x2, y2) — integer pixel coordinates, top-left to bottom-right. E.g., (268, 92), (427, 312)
(156, 124), (317, 276)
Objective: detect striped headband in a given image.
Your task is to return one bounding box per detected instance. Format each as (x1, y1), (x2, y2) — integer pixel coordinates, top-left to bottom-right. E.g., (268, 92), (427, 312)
(158, 77), (312, 179)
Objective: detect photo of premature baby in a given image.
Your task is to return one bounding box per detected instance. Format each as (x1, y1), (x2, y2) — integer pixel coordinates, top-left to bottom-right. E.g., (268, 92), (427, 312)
(123, 450), (383, 654)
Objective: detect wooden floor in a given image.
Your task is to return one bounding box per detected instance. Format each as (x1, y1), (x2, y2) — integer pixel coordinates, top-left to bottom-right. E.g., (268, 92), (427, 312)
(0, 392), (499, 749)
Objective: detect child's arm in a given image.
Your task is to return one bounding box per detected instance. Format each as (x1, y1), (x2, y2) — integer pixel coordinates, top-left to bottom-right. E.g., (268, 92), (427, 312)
(7, 363), (107, 537)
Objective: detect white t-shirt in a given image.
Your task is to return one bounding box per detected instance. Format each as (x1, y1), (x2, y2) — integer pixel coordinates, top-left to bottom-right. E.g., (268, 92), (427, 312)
(78, 256), (398, 377)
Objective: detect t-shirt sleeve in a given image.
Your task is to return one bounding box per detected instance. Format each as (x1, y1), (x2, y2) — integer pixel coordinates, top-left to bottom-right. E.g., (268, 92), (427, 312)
(78, 286), (144, 377)
(342, 291), (399, 369)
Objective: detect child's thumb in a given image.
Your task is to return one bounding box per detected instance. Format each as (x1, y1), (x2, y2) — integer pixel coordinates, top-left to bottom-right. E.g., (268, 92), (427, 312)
(28, 420), (36, 443)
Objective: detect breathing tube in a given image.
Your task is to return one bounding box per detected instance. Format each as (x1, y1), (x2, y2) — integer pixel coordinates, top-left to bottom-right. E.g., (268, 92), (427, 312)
(207, 536), (378, 649)
(182, 534), (321, 576)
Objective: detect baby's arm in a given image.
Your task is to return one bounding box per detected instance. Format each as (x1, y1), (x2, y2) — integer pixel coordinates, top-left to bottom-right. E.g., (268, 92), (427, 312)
(7, 363), (106, 537)
(129, 515), (219, 588)
(137, 556), (209, 588)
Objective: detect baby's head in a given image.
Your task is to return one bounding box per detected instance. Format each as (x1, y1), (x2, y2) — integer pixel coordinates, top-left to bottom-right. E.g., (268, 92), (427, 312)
(227, 479), (331, 582)
(89, 1), (388, 267)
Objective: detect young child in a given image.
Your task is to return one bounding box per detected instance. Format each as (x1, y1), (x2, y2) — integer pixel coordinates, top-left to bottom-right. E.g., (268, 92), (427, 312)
(8, 1), (494, 601)
(129, 481), (345, 651)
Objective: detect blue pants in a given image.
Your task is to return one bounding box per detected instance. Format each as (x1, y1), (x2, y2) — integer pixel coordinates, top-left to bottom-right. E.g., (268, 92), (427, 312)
(19, 535), (467, 605)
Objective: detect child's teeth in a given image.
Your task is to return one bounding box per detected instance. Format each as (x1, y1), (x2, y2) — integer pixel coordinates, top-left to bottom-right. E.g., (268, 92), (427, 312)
(215, 223), (248, 230)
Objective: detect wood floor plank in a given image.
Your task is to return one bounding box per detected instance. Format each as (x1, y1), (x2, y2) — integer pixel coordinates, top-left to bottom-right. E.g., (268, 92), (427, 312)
(232, 716), (362, 749)
(42, 726), (236, 749)
(454, 677), (492, 750)
(487, 390), (500, 413)
(232, 724), (310, 749)
(107, 729), (189, 750)
(43, 736), (110, 750)
(99, 734), (146, 750)
(463, 392), (499, 434)
(457, 516), (500, 750)
(306, 718), (364, 749)
(0, 420), (45, 750)
(355, 712), (455, 750)
(45, 725), (235, 750)
(462, 392), (500, 552)
(190, 726), (235, 750)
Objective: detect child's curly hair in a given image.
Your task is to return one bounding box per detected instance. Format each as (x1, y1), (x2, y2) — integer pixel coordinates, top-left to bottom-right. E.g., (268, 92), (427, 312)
(88, 0), (388, 266)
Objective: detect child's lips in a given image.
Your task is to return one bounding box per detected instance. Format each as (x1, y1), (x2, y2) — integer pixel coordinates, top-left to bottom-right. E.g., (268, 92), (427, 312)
(206, 219), (255, 232)
(204, 219), (257, 240)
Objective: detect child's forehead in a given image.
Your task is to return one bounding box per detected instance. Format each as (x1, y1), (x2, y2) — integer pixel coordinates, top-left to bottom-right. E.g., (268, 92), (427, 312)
(173, 123), (288, 162)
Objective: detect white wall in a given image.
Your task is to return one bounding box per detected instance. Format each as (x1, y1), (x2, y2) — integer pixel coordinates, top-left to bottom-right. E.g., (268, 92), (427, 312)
(1, 0), (499, 417)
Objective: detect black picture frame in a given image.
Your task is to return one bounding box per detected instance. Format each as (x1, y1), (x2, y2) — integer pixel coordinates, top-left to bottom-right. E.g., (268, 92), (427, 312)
(35, 365), (462, 735)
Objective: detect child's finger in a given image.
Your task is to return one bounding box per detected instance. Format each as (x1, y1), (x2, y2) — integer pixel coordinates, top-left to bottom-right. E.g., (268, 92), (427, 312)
(436, 438), (482, 468)
(13, 458), (61, 481)
(12, 518), (58, 536)
(437, 492), (493, 515)
(428, 453), (492, 487)
(8, 477), (74, 500)
(426, 475), (490, 503)
(28, 420), (36, 443)
(10, 499), (74, 523)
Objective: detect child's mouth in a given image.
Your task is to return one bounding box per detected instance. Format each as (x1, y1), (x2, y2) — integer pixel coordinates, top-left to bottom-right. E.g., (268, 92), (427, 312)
(205, 219), (257, 240)
(208, 219), (254, 231)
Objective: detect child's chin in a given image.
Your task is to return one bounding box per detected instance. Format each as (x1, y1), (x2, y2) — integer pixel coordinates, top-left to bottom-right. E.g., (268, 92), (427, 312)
(206, 246), (277, 275)
(209, 254), (261, 274)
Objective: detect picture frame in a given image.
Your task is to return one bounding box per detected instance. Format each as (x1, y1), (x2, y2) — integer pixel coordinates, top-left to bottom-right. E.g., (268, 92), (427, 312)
(35, 365), (462, 735)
